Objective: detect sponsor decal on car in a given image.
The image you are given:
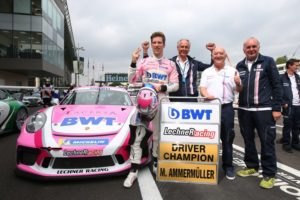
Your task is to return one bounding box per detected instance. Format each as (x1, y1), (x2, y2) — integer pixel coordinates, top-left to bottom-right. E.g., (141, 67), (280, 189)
(59, 139), (109, 146)
(60, 116), (116, 126)
(63, 149), (102, 157)
(56, 168), (109, 174)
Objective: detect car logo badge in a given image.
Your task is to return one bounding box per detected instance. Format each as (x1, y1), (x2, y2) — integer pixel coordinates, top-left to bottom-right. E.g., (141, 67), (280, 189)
(85, 127), (90, 130)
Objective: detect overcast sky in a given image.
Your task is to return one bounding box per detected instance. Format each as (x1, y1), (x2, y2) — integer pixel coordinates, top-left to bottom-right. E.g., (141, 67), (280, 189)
(67, 0), (300, 85)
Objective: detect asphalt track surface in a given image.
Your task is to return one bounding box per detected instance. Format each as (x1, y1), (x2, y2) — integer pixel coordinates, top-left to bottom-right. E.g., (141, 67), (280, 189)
(0, 107), (299, 200)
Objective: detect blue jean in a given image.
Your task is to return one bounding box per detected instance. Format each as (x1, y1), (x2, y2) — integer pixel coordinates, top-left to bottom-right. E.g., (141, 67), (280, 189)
(238, 109), (277, 177)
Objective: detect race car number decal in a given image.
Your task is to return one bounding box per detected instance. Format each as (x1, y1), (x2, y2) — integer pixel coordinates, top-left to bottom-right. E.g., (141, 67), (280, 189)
(61, 117), (116, 126)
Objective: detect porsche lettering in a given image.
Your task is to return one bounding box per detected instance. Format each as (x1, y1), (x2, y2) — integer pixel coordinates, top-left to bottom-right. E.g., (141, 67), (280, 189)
(61, 117), (116, 126)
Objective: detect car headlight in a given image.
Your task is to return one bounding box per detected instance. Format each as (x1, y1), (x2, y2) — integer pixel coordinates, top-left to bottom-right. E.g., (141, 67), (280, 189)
(26, 112), (47, 133)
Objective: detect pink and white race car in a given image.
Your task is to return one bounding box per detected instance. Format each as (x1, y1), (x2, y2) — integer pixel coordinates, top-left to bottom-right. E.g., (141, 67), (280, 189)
(16, 86), (152, 179)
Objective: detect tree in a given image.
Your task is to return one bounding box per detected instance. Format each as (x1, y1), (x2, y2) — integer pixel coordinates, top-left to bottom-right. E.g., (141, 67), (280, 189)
(276, 55), (288, 64)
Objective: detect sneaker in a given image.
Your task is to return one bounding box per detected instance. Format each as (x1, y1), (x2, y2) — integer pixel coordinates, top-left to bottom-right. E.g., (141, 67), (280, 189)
(123, 171), (138, 188)
(259, 177), (275, 189)
(282, 144), (293, 153)
(237, 168), (259, 177)
(292, 144), (300, 151)
(225, 168), (235, 180)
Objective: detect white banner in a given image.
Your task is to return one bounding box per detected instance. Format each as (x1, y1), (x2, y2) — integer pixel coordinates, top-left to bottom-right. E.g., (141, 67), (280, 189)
(160, 123), (219, 143)
(160, 102), (220, 124)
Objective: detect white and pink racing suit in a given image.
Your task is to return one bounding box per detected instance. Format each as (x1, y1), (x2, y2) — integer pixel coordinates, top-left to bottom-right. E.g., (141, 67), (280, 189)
(128, 56), (179, 161)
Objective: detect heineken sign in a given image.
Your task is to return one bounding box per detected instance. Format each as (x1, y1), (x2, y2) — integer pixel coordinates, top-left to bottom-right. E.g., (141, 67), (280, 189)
(105, 73), (128, 82)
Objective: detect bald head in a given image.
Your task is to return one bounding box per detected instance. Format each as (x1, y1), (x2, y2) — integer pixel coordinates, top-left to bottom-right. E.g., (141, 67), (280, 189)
(213, 46), (227, 55)
(212, 46), (227, 68)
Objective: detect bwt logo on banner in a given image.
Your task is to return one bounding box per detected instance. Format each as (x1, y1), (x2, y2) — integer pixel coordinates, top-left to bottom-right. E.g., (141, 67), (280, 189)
(168, 107), (212, 120)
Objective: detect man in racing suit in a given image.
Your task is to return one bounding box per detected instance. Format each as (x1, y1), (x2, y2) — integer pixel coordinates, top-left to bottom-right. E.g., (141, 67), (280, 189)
(124, 31), (179, 188)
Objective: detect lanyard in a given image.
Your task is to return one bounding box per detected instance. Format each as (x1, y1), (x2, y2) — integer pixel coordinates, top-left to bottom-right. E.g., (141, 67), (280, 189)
(178, 60), (188, 83)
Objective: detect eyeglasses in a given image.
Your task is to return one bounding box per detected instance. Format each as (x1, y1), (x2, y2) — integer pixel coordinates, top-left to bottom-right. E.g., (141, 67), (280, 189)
(246, 45), (258, 49)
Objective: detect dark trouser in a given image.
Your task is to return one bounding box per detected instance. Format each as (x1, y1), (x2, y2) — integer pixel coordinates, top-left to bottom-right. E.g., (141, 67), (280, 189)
(42, 97), (51, 107)
(221, 103), (235, 171)
(238, 109), (277, 178)
(282, 106), (300, 145)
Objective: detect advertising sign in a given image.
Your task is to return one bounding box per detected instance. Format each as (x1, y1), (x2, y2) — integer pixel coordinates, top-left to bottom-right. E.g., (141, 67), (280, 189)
(160, 123), (219, 143)
(159, 143), (218, 163)
(158, 100), (220, 185)
(160, 103), (220, 124)
(158, 162), (217, 184)
(105, 73), (128, 82)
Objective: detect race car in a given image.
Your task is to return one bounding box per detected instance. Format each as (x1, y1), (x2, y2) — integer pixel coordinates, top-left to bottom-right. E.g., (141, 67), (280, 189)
(22, 92), (43, 107)
(16, 86), (153, 178)
(0, 89), (28, 134)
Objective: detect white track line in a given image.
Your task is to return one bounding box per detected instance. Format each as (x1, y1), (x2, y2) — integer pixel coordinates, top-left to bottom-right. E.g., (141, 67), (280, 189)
(233, 144), (300, 177)
(138, 122), (299, 199)
(138, 168), (163, 200)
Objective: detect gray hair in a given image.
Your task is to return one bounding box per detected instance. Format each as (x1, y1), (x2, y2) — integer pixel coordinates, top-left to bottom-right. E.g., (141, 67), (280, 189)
(177, 39), (191, 47)
(243, 37), (260, 49)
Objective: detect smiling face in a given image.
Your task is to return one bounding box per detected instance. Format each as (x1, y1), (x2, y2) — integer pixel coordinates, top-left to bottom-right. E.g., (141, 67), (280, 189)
(212, 46), (226, 69)
(177, 39), (190, 60)
(243, 38), (260, 61)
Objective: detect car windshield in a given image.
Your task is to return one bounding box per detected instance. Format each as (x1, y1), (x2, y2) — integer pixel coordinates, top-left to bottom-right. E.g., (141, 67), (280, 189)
(60, 88), (132, 106)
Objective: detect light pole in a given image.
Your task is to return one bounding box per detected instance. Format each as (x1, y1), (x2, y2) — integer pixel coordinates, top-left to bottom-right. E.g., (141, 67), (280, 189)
(74, 45), (85, 86)
(291, 44), (300, 58)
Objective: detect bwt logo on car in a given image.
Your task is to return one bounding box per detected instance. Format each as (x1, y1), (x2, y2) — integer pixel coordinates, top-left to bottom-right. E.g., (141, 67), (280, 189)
(60, 117), (116, 126)
(168, 107), (212, 120)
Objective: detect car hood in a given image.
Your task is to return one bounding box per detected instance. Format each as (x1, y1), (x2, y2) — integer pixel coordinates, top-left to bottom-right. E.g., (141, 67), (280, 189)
(50, 105), (135, 136)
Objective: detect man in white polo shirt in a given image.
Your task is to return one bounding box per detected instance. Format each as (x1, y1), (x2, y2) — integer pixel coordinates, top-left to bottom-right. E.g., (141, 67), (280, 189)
(199, 46), (242, 180)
